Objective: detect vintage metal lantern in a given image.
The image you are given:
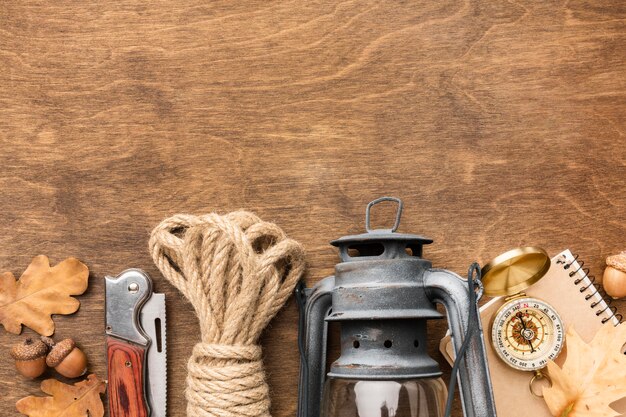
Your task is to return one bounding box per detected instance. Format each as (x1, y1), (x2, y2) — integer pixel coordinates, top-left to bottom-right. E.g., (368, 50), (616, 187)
(296, 197), (497, 417)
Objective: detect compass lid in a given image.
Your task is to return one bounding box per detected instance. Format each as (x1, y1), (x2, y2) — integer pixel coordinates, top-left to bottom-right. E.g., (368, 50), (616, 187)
(481, 247), (551, 297)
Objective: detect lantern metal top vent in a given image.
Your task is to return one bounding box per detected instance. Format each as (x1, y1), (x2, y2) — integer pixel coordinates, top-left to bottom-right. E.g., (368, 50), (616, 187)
(296, 197), (497, 417)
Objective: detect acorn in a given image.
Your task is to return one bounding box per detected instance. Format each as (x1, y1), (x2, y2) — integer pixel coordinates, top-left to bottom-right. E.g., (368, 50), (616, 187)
(10, 338), (49, 378)
(40, 336), (56, 350)
(604, 252), (626, 299)
(46, 338), (88, 378)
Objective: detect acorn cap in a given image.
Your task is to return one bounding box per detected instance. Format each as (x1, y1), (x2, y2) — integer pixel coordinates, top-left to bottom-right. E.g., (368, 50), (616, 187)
(607, 252), (626, 273)
(10, 338), (48, 361)
(46, 338), (76, 367)
(40, 336), (56, 349)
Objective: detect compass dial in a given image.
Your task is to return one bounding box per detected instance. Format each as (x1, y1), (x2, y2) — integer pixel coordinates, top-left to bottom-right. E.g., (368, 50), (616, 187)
(491, 297), (565, 371)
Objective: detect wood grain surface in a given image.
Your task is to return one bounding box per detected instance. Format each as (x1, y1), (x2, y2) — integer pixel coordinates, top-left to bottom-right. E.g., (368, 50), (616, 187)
(0, 1), (624, 416)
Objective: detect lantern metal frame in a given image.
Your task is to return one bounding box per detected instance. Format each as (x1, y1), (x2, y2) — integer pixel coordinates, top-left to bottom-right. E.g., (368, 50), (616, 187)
(296, 197), (497, 417)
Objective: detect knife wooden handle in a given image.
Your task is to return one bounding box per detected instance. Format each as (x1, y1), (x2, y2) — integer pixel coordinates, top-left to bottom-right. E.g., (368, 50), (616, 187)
(107, 336), (150, 417)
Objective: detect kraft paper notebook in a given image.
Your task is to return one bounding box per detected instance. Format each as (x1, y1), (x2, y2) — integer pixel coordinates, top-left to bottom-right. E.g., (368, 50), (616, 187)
(440, 249), (626, 416)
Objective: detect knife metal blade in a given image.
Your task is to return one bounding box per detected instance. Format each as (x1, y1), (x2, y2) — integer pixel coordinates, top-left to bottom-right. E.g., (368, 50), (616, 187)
(141, 293), (167, 417)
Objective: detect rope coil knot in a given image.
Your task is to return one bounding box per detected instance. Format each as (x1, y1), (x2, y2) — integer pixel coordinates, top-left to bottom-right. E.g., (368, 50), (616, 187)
(192, 343), (262, 362)
(186, 343), (269, 417)
(149, 211), (305, 417)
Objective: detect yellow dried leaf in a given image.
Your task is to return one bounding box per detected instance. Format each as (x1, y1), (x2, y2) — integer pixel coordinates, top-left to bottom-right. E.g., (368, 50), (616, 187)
(543, 322), (626, 417)
(16, 374), (105, 417)
(0, 255), (89, 336)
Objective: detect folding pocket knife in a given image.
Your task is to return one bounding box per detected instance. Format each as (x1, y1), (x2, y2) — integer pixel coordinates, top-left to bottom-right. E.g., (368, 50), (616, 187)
(105, 269), (166, 417)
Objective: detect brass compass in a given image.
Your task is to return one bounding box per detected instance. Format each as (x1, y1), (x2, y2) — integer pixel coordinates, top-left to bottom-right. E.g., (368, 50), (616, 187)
(482, 247), (564, 397)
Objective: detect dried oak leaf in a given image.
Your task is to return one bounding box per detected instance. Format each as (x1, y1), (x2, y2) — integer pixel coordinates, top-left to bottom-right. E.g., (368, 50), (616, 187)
(16, 374), (105, 417)
(0, 255), (89, 336)
(543, 322), (626, 417)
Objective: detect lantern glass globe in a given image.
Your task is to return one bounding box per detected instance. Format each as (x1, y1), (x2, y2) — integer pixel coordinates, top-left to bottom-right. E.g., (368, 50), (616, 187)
(321, 377), (448, 417)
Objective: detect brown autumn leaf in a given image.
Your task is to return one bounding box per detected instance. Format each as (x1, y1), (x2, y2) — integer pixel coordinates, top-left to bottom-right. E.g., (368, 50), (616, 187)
(0, 255), (89, 336)
(543, 322), (626, 417)
(16, 374), (105, 417)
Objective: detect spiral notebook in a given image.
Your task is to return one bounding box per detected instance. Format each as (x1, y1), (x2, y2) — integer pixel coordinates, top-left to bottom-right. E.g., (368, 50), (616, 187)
(440, 249), (626, 416)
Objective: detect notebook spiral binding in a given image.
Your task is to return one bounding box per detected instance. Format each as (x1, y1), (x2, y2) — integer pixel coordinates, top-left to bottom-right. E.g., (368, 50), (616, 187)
(559, 253), (623, 325)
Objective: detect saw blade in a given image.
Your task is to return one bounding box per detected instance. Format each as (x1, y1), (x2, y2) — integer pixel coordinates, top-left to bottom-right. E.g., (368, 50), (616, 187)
(141, 293), (167, 417)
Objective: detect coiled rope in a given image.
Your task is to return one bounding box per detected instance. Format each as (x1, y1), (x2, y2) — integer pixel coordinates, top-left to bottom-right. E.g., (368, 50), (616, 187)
(149, 211), (306, 417)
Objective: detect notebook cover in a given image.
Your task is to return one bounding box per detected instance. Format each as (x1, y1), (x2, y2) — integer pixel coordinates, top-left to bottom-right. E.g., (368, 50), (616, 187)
(440, 249), (626, 416)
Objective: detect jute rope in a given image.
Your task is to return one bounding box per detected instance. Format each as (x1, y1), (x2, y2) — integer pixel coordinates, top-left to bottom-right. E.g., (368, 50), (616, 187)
(149, 211), (305, 417)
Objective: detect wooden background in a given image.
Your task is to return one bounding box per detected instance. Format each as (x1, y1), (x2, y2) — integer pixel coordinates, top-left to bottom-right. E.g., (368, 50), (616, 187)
(1, 0), (625, 415)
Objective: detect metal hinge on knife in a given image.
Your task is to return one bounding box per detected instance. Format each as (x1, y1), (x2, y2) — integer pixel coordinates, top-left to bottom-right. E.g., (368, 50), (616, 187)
(105, 269), (167, 417)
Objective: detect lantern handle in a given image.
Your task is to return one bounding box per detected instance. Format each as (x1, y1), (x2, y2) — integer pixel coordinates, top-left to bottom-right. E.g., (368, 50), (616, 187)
(365, 196), (403, 232)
